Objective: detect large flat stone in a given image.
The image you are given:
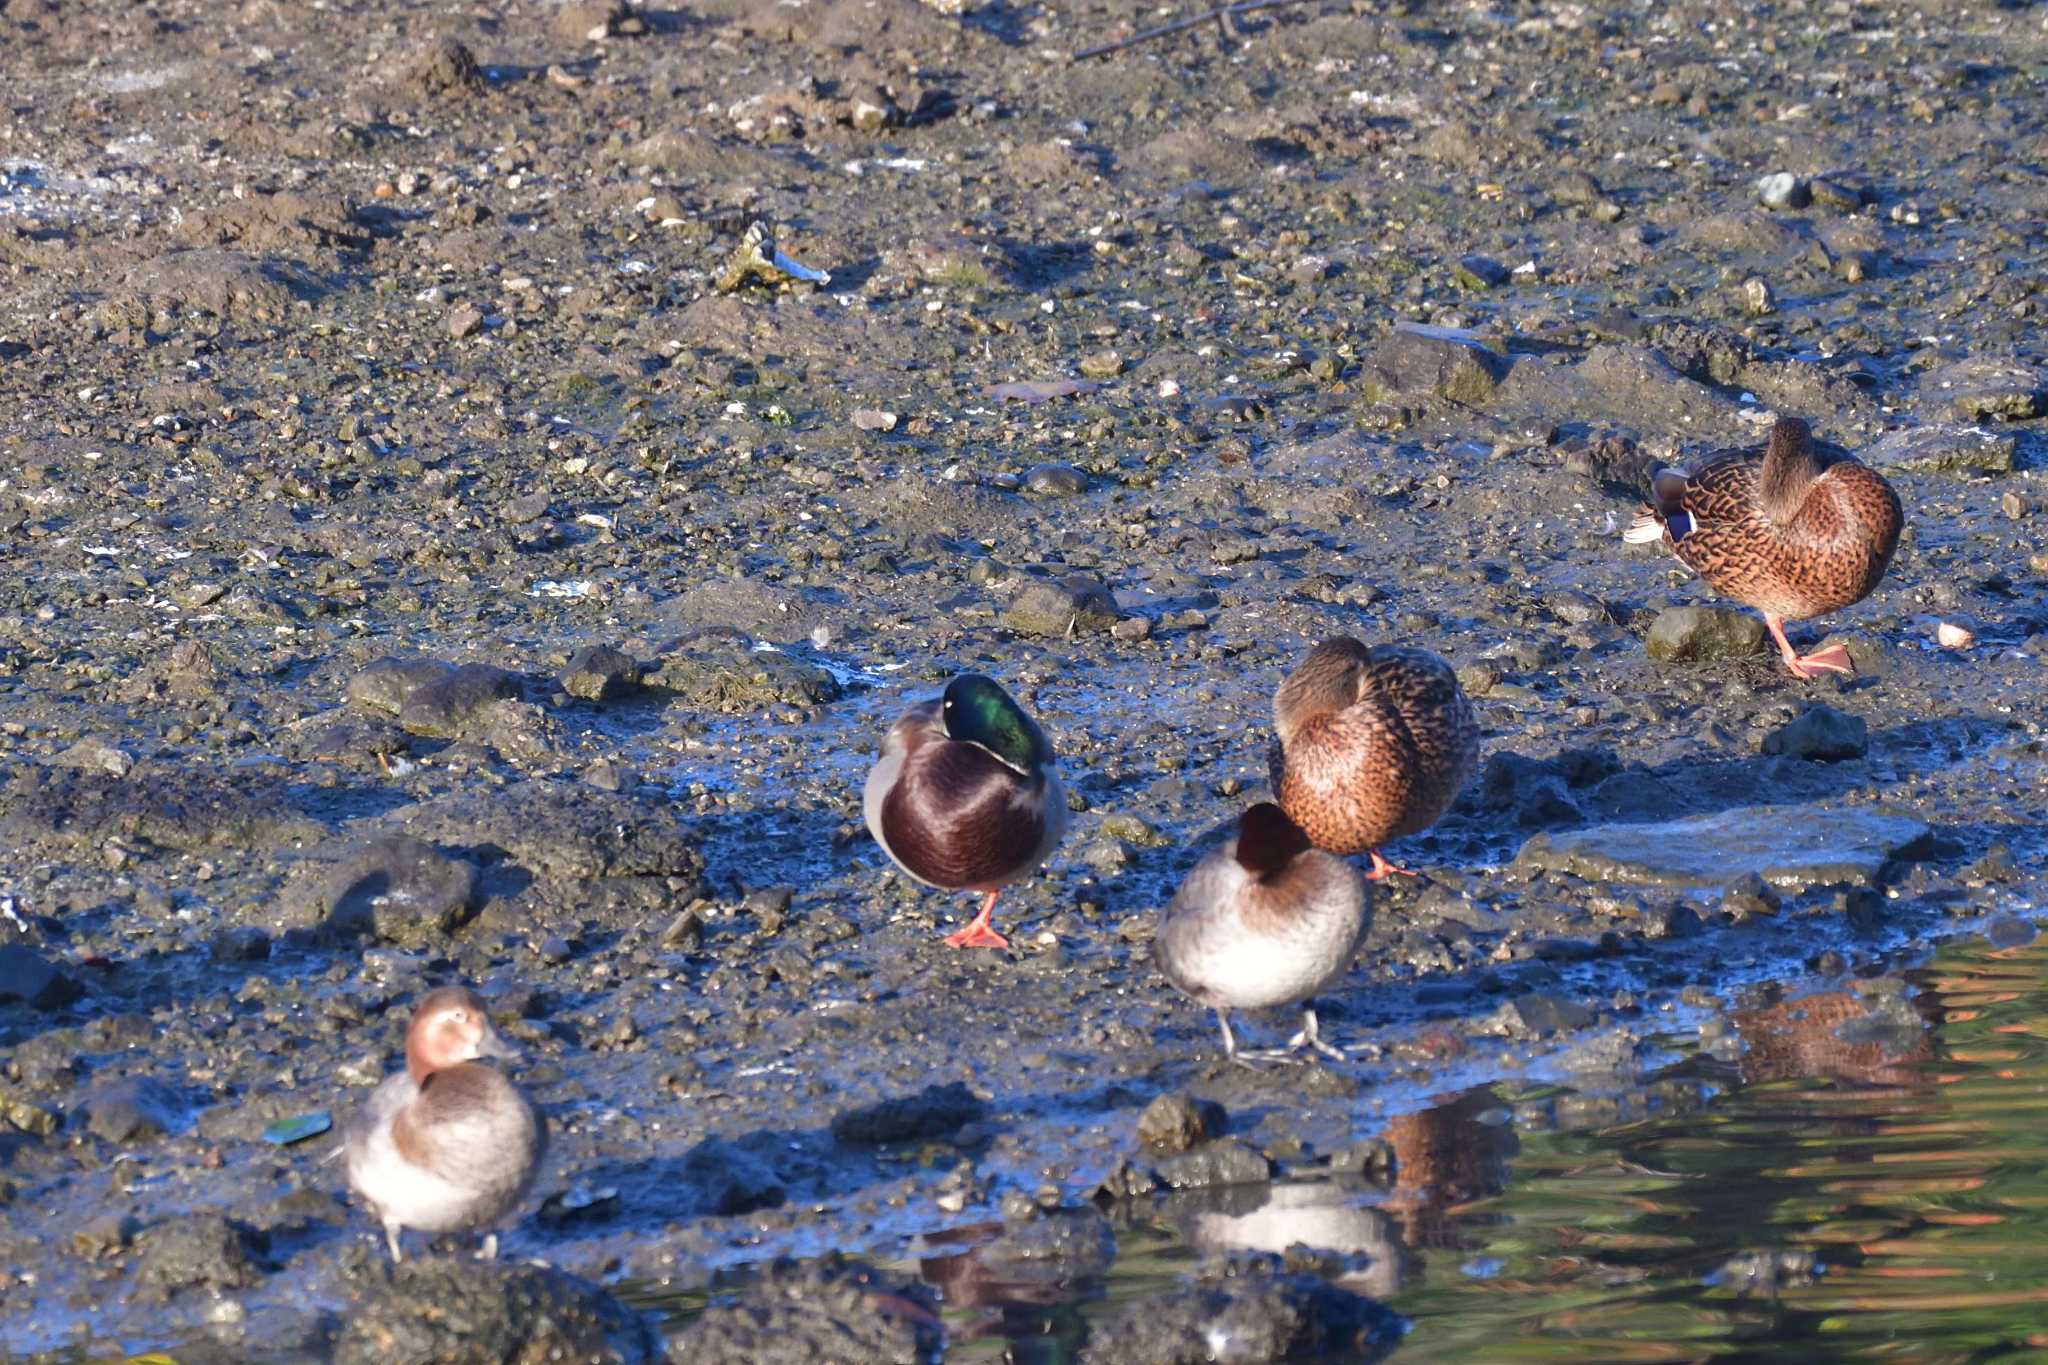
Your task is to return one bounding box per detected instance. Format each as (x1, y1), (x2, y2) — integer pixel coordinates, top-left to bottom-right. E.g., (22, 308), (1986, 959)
(1516, 805), (1932, 891)
(1864, 423), (2016, 477)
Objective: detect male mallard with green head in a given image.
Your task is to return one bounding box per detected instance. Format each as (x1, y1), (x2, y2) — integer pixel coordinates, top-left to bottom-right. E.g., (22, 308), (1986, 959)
(864, 673), (1068, 950)
(1624, 416), (1903, 679)
(1269, 638), (1479, 881)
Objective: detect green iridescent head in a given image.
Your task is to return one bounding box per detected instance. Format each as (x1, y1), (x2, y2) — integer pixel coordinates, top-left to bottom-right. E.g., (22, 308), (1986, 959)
(942, 674), (1050, 776)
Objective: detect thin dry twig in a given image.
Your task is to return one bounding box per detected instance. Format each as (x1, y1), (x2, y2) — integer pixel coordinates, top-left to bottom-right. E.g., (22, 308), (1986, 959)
(1070, 0), (1322, 61)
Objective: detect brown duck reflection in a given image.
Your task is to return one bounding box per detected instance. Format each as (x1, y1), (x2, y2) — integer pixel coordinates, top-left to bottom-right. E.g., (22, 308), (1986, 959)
(917, 1208), (1118, 1314)
(1733, 984), (1935, 1088)
(1380, 1088), (1519, 1250)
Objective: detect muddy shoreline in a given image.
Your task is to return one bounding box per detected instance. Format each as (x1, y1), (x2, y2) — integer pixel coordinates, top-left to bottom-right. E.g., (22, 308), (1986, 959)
(2, 0), (2045, 1356)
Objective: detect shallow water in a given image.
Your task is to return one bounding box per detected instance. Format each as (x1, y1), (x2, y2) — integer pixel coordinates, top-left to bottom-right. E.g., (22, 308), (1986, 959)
(701, 928), (2048, 1363)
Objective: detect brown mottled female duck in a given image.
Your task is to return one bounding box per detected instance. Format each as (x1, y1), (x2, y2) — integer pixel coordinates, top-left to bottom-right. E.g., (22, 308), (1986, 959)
(864, 673), (1068, 950)
(1624, 416), (1903, 679)
(345, 986), (545, 1262)
(1153, 802), (1370, 1064)
(1268, 638), (1479, 880)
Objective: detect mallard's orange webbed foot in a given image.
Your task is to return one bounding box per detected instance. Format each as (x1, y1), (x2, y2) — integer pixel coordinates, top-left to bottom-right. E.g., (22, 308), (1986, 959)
(1765, 613), (1855, 680)
(943, 891), (1010, 949)
(1365, 850), (1419, 882)
(1789, 643), (1854, 678)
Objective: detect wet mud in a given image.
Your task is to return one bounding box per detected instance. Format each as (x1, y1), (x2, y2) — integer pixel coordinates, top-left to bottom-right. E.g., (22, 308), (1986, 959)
(0, 0), (2045, 1357)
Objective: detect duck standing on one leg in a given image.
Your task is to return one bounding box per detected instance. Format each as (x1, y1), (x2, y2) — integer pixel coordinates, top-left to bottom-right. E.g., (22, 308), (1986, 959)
(1624, 415), (1904, 680)
(345, 986), (546, 1262)
(1269, 638), (1479, 881)
(864, 673), (1068, 950)
(1153, 802), (1370, 1065)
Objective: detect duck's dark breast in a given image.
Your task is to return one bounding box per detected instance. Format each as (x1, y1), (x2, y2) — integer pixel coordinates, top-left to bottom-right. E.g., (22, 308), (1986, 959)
(881, 740), (1046, 891)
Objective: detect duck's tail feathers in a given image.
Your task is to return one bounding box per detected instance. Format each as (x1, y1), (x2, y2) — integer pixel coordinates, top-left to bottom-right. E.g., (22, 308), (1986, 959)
(1623, 508), (1666, 544)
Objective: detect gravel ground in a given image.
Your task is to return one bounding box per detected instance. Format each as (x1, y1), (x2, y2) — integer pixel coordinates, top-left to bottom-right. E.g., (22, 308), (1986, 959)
(0, 0), (2045, 1356)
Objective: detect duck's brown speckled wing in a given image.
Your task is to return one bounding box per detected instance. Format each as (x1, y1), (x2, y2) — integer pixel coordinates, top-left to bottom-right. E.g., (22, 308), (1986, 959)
(1654, 449), (1902, 620)
(880, 740), (1053, 891)
(1272, 646), (1478, 854)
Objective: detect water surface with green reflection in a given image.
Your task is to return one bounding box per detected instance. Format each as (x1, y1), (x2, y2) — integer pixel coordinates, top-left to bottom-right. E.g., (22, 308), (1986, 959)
(874, 930), (2048, 1363)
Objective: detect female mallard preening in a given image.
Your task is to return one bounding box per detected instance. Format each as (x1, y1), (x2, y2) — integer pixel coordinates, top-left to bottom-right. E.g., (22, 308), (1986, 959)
(1269, 638), (1479, 880)
(1153, 802), (1370, 1064)
(863, 673), (1068, 950)
(1624, 416), (1903, 679)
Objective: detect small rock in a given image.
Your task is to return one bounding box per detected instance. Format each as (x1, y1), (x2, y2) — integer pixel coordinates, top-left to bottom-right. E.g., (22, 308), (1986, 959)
(1453, 254), (1510, 289)
(135, 1214), (256, 1295)
(1081, 1255), (1400, 1364)
(660, 909), (705, 948)
(447, 303), (485, 339)
(1079, 350), (1125, 379)
(646, 641), (840, 712)
(1550, 169), (1607, 206)
(666, 1255), (938, 1364)
(0, 1087), (58, 1137)
(1930, 358), (2047, 422)
(554, 0), (643, 43)
(1136, 1093), (1223, 1155)
(1755, 172), (1811, 210)
(402, 38), (484, 101)
(78, 1078), (184, 1145)
(1023, 462), (1089, 497)
(831, 1081), (985, 1145)
(561, 645), (642, 702)
(1762, 704), (1869, 761)
(1645, 606), (1767, 663)
(850, 408), (898, 432)
(1361, 323), (1506, 407)
(0, 945), (82, 1011)
(399, 663), (521, 737)
(1934, 619), (1976, 650)
(72, 1213), (136, 1260)
(212, 926), (272, 962)
(1111, 615), (1153, 643)
(349, 656), (454, 715)
(54, 738), (132, 777)
(1720, 872), (1782, 919)
(336, 1260), (658, 1365)
(294, 835), (481, 944)
(1490, 991), (1594, 1037)
(1971, 844), (2021, 885)
(1154, 1139), (1273, 1190)
(681, 1136), (787, 1215)
(1004, 573), (1119, 636)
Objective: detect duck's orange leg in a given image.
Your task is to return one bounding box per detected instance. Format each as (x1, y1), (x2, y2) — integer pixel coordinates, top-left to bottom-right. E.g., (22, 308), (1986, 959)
(1365, 850), (1420, 882)
(1764, 613), (1854, 680)
(944, 891), (1010, 949)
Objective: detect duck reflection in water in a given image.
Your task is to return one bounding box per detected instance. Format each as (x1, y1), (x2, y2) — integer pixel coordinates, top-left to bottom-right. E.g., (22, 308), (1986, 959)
(1733, 983), (1935, 1088)
(1379, 1089), (1519, 1253)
